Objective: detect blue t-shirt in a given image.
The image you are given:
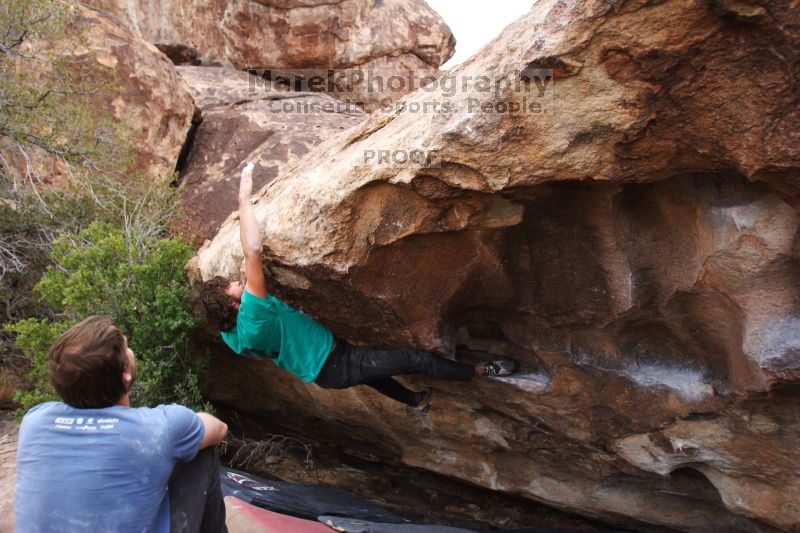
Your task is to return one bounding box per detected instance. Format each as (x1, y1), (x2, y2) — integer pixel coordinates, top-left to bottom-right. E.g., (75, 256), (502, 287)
(14, 401), (204, 533)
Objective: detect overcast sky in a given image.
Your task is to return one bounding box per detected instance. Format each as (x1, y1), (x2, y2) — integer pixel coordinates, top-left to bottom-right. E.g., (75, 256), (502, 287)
(426, 0), (534, 69)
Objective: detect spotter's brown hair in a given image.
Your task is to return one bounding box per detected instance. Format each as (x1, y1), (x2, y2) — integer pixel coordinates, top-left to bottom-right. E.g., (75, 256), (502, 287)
(49, 316), (129, 408)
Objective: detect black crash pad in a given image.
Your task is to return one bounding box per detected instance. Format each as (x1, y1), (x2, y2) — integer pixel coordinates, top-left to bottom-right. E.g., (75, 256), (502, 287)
(220, 467), (408, 524)
(318, 515), (631, 533)
(318, 516), (474, 532)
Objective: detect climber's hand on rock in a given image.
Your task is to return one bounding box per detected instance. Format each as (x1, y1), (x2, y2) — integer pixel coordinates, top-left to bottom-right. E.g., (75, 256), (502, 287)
(239, 162), (255, 202)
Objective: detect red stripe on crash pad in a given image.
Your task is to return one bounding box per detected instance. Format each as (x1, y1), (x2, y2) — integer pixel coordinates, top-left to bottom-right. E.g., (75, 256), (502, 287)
(224, 496), (332, 533)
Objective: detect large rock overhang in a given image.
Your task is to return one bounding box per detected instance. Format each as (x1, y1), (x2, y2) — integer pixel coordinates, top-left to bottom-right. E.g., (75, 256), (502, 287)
(190, 0), (800, 530)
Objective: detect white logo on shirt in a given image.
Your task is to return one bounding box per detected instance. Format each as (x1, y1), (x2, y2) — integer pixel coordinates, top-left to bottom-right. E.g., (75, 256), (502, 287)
(52, 416), (118, 431)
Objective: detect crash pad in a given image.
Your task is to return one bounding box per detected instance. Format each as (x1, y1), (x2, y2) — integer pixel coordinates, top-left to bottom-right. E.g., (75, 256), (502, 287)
(221, 467), (408, 524)
(317, 516), (630, 533)
(319, 515), (474, 533)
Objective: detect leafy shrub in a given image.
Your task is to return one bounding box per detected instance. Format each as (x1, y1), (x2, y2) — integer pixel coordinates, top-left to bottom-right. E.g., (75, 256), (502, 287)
(0, 0), (141, 331)
(1, 1), (210, 418)
(10, 222), (210, 417)
(0, 190), (98, 327)
(0, 0), (131, 347)
(3, 318), (71, 417)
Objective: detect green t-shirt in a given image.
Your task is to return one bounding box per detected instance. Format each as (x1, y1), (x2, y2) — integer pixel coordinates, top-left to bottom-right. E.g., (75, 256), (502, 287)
(221, 290), (334, 383)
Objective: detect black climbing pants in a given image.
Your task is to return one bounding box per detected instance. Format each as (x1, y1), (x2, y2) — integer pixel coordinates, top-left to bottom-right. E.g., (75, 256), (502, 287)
(169, 446), (228, 533)
(314, 340), (475, 406)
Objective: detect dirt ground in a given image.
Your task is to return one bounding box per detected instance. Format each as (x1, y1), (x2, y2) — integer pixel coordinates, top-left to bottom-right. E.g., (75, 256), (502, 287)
(0, 417), (18, 533)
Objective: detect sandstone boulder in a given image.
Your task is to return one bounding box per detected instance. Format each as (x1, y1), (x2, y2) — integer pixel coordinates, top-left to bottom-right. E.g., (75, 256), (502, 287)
(82, 0), (455, 110)
(172, 66), (366, 244)
(192, 0), (800, 530)
(14, 6), (197, 183)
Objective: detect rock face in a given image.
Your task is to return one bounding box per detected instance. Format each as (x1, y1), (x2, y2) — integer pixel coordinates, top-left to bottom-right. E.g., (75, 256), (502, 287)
(82, 0), (455, 109)
(172, 66), (366, 244)
(191, 0), (800, 531)
(18, 6), (197, 182)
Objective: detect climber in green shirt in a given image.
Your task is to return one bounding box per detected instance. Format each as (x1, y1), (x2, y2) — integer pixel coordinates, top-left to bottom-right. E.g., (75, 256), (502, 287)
(196, 163), (517, 412)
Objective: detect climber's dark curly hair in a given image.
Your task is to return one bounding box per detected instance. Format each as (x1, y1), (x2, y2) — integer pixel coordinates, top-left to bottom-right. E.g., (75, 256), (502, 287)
(196, 276), (238, 332)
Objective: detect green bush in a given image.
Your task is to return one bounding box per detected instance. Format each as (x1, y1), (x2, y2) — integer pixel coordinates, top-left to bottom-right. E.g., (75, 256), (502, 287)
(1, 1), (210, 418)
(4, 318), (71, 417)
(0, 0), (139, 331)
(10, 222), (210, 417)
(0, 189), (97, 330)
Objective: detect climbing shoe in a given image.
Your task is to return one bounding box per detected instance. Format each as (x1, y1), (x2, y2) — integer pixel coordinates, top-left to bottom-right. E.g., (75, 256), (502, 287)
(415, 386), (432, 413)
(482, 360), (518, 377)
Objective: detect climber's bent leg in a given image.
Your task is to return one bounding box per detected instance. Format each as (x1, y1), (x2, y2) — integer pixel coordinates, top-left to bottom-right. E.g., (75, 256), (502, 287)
(364, 377), (419, 406)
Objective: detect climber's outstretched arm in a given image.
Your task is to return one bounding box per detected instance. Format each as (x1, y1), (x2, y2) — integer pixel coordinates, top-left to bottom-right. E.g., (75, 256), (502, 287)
(239, 162), (267, 298)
